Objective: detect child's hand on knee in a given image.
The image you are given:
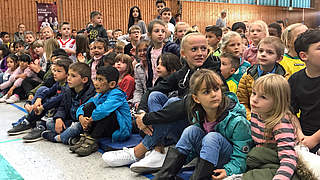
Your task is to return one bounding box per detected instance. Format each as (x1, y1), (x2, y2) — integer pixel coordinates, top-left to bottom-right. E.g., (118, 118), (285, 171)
(35, 105), (44, 115)
(83, 117), (92, 130)
(28, 94), (34, 101)
(79, 115), (86, 127)
(55, 118), (66, 134)
(212, 169), (227, 180)
(33, 98), (42, 108)
(79, 115), (91, 130)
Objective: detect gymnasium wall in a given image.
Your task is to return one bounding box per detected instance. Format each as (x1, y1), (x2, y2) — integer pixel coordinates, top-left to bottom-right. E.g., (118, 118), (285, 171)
(0, 0), (176, 35)
(0, 0), (318, 35)
(182, 1), (318, 33)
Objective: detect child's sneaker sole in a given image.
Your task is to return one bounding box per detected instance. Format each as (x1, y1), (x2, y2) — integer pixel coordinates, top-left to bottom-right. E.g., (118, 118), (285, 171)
(23, 136), (43, 143)
(7, 129), (31, 136)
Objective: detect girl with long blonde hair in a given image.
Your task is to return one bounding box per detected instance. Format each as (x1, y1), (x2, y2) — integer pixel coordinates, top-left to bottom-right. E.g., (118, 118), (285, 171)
(248, 74), (297, 180)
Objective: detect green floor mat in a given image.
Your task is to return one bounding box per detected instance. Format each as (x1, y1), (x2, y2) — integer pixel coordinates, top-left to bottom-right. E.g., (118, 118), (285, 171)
(0, 154), (23, 180)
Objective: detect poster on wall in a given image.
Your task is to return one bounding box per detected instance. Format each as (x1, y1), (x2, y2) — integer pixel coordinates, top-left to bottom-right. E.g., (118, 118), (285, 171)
(36, 2), (58, 32)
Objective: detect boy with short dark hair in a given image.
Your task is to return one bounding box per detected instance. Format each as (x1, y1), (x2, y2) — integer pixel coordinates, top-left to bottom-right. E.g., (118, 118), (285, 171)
(124, 25), (141, 56)
(71, 66), (132, 156)
(268, 23), (282, 38)
(156, 0), (176, 25)
(27, 49), (69, 101)
(83, 11), (108, 43)
(220, 52), (240, 93)
(14, 23), (26, 42)
(58, 22), (76, 62)
(13, 40), (25, 53)
(97, 51), (117, 68)
(0, 32), (10, 48)
(89, 38), (109, 80)
(71, 29), (77, 39)
(276, 20), (285, 32)
(290, 29), (320, 154)
(41, 62), (96, 145)
(24, 31), (35, 49)
(231, 22), (246, 36)
(160, 7), (174, 42)
(112, 29), (123, 40)
(205, 25), (222, 56)
(7, 57), (73, 142)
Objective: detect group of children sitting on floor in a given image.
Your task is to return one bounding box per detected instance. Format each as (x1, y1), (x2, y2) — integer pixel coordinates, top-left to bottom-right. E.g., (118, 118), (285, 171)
(1, 8), (320, 179)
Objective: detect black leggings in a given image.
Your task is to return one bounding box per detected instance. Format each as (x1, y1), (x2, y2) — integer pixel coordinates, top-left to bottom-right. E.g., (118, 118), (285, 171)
(82, 102), (119, 139)
(311, 143), (320, 154)
(13, 78), (41, 99)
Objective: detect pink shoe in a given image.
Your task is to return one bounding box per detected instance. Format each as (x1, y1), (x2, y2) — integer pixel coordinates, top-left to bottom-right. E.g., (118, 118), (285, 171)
(5, 94), (20, 104)
(0, 94), (8, 103)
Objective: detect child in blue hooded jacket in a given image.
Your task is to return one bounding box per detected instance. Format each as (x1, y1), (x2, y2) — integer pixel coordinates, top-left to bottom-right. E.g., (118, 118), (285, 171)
(73, 66), (132, 156)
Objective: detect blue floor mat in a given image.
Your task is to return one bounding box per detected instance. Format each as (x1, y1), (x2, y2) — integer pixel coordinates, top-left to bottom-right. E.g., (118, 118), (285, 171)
(98, 134), (142, 152)
(140, 170), (193, 180)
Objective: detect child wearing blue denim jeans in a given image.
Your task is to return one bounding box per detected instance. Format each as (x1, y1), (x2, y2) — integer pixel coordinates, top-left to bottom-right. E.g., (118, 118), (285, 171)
(9, 49), (68, 129)
(7, 57), (73, 143)
(155, 69), (253, 179)
(41, 62), (95, 145)
(71, 66), (132, 156)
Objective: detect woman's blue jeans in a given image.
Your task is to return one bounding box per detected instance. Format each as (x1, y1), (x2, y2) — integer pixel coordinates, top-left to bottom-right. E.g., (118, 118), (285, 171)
(147, 91), (180, 112)
(142, 91), (186, 150)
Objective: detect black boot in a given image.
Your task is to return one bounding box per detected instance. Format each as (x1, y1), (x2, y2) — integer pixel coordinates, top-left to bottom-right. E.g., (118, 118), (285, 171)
(189, 158), (216, 180)
(153, 147), (186, 180)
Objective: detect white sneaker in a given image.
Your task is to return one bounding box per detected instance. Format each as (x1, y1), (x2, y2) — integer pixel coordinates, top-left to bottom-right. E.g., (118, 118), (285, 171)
(130, 149), (167, 173)
(102, 147), (137, 167)
(0, 94), (8, 103)
(5, 94), (20, 104)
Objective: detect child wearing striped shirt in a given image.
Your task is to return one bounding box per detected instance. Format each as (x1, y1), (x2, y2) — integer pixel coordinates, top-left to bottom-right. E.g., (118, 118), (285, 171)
(248, 74), (297, 180)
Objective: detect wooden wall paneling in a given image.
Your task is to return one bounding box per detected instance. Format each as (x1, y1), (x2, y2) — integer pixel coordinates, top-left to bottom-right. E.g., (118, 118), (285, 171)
(102, 0), (105, 30)
(121, 0), (126, 31)
(0, 0), (318, 36)
(67, 0), (71, 23)
(7, 0), (12, 34)
(72, 0), (77, 30)
(10, 0), (15, 32)
(180, 1), (318, 34)
(18, 0), (22, 29)
(81, 0), (85, 29)
(115, 0), (119, 30)
(111, 0), (115, 30)
(3, 0), (8, 31)
(1, 0), (4, 32)
(106, 0), (111, 30)
(78, 0), (82, 29)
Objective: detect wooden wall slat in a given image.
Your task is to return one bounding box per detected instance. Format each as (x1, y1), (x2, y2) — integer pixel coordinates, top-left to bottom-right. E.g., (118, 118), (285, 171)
(182, 1), (318, 34)
(0, 0), (319, 37)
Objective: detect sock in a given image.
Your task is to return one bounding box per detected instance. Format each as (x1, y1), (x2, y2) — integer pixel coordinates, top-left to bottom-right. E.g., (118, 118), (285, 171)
(24, 120), (30, 125)
(56, 135), (62, 142)
(54, 135), (59, 142)
(130, 148), (138, 161)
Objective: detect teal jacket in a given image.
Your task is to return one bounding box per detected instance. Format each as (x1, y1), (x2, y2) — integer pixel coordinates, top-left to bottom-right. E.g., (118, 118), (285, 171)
(76, 88), (132, 142)
(196, 92), (253, 176)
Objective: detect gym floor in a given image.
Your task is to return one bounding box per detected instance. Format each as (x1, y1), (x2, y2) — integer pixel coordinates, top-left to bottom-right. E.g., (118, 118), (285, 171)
(0, 102), (149, 180)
